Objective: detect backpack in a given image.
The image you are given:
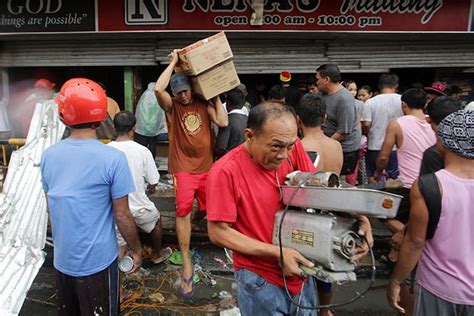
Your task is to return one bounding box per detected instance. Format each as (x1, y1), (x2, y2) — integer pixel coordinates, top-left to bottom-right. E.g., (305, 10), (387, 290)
(418, 173), (442, 240)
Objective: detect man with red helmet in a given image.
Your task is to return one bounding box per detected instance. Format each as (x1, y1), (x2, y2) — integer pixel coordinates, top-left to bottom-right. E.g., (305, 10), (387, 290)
(40, 78), (142, 315)
(11, 78), (56, 137)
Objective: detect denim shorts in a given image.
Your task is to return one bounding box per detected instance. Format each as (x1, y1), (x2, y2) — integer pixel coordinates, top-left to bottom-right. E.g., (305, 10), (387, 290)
(235, 268), (317, 316)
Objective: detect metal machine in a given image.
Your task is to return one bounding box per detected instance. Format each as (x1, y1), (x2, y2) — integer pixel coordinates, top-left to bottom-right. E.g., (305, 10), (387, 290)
(272, 171), (402, 283)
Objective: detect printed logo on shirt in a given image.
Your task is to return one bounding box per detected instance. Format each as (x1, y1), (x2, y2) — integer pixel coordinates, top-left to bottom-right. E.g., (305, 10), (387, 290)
(182, 111), (202, 135)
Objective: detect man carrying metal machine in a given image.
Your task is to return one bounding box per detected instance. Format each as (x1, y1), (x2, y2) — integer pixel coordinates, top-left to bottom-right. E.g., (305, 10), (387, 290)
(206, 101), (380, 315)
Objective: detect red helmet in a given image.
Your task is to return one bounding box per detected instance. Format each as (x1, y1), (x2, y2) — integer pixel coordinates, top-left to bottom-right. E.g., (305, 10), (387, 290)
(55, 78), (107, 126)
(34, 78), (56, 89)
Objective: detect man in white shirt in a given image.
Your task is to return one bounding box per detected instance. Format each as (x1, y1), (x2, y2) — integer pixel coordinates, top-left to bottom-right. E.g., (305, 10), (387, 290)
(109, 111), (171, 264)
(362, 73), (403, 182)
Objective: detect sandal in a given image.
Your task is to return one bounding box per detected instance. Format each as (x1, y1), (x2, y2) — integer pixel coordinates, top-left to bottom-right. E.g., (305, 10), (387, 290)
(151, 246), (173, 264)
(175, 269), (195, 298)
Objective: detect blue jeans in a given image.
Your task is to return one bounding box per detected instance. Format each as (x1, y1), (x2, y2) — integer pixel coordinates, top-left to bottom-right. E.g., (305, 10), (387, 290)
(236, 268), (317, 316)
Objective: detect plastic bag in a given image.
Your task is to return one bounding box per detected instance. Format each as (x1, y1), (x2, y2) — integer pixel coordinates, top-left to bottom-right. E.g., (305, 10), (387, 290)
(135, 82), (166, 137)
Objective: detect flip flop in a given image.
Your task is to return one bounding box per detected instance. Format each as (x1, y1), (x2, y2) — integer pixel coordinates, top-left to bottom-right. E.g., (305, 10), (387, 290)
(173, 267), (195, 298)
(178, 273), (195, 298)
(151, 246), (173, 264)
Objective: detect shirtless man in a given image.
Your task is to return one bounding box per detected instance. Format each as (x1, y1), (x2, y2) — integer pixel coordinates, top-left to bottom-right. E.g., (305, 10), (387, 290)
(297, 93), (343, 174)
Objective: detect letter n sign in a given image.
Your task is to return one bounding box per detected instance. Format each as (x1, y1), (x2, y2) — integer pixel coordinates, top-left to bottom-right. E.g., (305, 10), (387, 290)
(125, 0), (167, 25)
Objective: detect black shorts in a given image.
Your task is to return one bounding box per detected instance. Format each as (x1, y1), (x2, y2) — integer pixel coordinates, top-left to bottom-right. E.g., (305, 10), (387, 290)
(340, 150), (359, 175)
(55, 259), (119, 316)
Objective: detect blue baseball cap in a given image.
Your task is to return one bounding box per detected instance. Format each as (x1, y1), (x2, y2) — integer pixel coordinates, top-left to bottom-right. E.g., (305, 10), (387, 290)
(170, 73), (191, 95)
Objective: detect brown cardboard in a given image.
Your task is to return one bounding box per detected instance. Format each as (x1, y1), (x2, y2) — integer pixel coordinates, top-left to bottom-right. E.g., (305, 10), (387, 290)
(190, 60), (240, 100)
(178, 32), (233, 76)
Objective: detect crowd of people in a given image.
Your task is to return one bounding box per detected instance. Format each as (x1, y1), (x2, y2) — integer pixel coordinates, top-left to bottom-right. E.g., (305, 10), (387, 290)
(32, 55), (473, 316)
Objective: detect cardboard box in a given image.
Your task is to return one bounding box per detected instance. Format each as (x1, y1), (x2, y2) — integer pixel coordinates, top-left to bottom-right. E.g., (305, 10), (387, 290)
(190, 60), (240, 100)
(178, 32), (233, 76)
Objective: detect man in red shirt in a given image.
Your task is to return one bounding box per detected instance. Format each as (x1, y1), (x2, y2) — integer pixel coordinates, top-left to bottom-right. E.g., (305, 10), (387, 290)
(154, 49), (228, 297)
(207, 101), (372, 315)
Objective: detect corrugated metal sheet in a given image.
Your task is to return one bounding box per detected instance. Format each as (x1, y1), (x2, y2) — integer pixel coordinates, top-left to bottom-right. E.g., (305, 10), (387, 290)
(0, 100), (10, 133)
(0, 100), (65, 316)
(0, 38), (157, 67)
(328, 40), (474, 70)
(155, 38), (474, 73)
(1, 33), (473, 71)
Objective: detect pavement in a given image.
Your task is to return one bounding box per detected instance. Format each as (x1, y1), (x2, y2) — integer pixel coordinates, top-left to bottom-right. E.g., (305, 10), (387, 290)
(20, 234), (397, 316)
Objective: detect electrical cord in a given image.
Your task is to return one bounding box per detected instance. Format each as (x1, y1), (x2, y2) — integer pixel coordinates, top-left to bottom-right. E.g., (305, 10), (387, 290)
(278, 178), (377, 310)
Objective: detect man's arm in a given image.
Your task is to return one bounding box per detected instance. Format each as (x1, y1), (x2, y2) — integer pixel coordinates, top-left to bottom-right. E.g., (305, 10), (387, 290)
(332, 96), (356, 142)
(154, 49), (179, 113)
(215, 125), (231, 158)
(331, 132), (345, 142)
(207, 96), (228, 127)
(144, 150), (160, 194)
(208, 221), (313, 277)
(375, 120), (400, 179)
(361, 121), (371, 135)
(113, 196), (142, 273)
(352, 215), (374, 262)
(387, 180), (428, 313)
(361, 100), (372, 135)
(146, 183), (157, 194)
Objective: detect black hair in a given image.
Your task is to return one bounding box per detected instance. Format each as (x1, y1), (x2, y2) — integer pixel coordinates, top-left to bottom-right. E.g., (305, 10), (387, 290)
(316, 64), (341, 83)
(426, 96), (462, 125)
(113, 110), (136, 135)
(268, 84), (286, 100)
(69, 122), (101, 129)
(97, 82), (106, 91)
(306, 76), (317, 86)
(448, 84), (463, 96)
(401, 89), (427, 110)
(247, 101), (296, 134)
(342, 80), (356, 89)
(378, 73), (399, 89)
(359, 85), (373, 93)
(411, 82), (425, 90)
(296, 93), (326, 127)
(226, 87), (245, 110)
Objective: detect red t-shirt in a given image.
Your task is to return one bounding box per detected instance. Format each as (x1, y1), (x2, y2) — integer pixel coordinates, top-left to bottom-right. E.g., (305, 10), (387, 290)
(166, 98), (213, 174)
(206, 140), (317, 294)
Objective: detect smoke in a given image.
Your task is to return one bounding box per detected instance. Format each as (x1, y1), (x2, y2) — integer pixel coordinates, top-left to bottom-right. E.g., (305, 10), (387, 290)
(5, 79), (55, 138)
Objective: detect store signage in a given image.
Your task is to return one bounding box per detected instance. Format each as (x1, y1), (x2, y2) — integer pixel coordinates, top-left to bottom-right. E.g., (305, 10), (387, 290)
(125, 0), (167, 25)
(98, 0), (471, 32)
(0, 0), (95, 33)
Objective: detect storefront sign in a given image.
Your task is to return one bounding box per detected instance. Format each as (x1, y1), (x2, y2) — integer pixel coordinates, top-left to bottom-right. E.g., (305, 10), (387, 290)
(0, 0), (95, 33)
(99, 0), (471, 32)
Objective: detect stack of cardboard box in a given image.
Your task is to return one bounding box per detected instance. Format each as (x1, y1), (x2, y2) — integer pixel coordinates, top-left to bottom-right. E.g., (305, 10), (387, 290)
(177, 32), (240, 100)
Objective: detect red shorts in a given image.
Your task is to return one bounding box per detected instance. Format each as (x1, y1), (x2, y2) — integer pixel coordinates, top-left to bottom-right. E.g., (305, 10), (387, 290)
(173, 172), (208, 217)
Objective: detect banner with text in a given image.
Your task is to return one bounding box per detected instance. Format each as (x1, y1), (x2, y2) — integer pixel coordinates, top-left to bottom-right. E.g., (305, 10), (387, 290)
(0, 0), (95, 33)
(99, 0), (471, 32)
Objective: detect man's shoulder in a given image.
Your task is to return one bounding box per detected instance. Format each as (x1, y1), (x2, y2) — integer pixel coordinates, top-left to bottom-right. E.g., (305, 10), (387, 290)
(318, 136), (343, 153)
(228, 112), (248, 122)
(109, 140), (147, 151)
(42, 140), (66, 160)
(210, 145), (246, 173)
(334, 88), (356, 105)
(326, 136), (343, 149)
(424, 145), (441, 158)
(373, 93), (401, 103)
